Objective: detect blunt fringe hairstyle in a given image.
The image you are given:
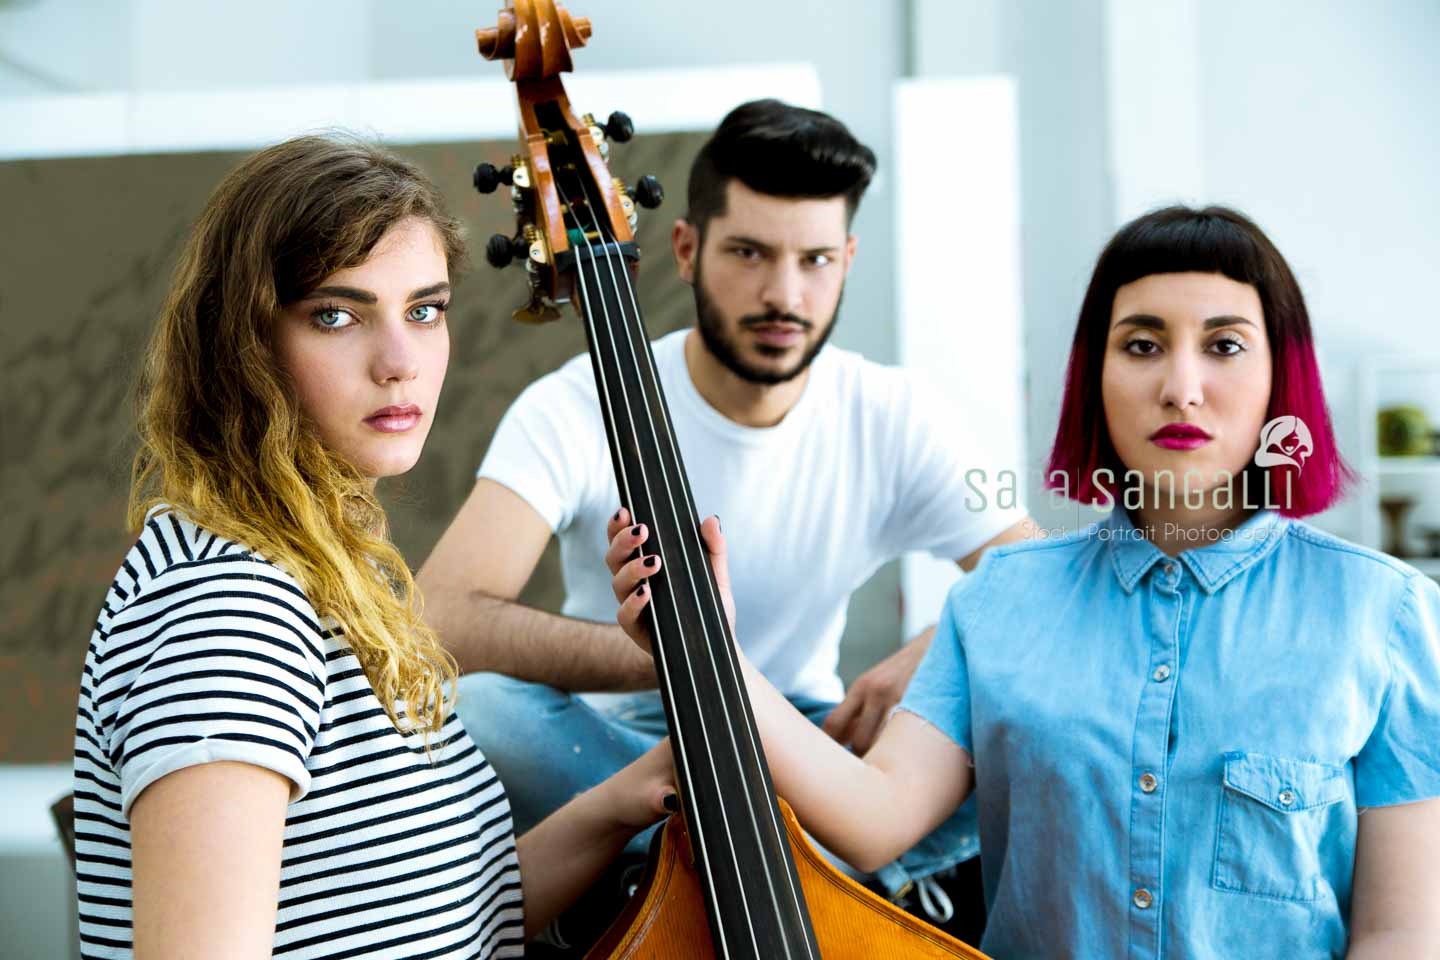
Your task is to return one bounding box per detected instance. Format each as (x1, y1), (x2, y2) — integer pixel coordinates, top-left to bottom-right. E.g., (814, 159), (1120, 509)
(685, 98), (877, 233)
(130, 133), (466, 736)
(1046, 205), (1354, 518)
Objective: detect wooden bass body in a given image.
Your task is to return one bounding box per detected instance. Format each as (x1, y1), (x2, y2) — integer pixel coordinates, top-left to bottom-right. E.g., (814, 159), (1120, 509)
(589, 799), (990, 959)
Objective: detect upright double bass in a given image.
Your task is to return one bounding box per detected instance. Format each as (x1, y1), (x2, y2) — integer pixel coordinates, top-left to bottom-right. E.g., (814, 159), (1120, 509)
(471, 4), (991, 957)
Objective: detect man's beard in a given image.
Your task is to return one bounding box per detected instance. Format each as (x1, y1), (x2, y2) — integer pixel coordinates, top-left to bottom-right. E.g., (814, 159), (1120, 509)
(692, 257), (841, 386)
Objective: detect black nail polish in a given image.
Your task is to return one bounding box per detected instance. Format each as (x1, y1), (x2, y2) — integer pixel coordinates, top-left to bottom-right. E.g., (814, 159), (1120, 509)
(644, 556), (658, 569)
(662, 792), (679, 812)
(637, 585), (647, 597)
(630, 524), (642, 536)
(716, 516), (722, 532)
(613, 509), (621, 521)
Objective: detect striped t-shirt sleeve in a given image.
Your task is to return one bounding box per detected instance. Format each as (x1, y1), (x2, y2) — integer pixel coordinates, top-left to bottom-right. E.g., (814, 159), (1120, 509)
(96, 551), (328, 815)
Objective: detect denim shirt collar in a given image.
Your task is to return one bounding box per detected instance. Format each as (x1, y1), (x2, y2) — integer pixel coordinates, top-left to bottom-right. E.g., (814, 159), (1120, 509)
(1104, 508), (1289, 596)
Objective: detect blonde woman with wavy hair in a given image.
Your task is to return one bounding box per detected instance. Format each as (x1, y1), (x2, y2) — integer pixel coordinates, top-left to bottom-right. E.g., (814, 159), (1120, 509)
(74, 134), (675, 960)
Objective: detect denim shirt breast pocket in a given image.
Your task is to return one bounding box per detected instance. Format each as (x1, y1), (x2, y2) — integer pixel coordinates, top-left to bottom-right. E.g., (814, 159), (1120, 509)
(1212, 751), (1348, 902)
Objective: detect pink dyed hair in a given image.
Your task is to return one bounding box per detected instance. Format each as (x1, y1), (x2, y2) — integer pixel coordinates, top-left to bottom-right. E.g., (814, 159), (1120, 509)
(1045, 205), (1355, 518)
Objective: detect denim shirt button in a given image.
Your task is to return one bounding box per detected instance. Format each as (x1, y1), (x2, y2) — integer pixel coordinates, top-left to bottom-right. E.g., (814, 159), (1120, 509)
(1164, 562), (1177, 578)
(1139, 773), (1158, 793)
(1133, 888), (1153, 910)
(1152, 664), (1172, 682)
(1278, 788), (1296, 807)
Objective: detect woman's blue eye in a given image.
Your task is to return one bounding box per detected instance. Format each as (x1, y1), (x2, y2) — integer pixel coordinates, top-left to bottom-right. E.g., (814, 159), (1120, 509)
(313, 306), (354, 329)
(409, 303), (444, 323)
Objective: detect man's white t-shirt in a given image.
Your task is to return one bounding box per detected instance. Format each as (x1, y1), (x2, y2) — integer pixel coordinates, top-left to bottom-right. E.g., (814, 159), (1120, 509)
(478, 329), (1020, 704)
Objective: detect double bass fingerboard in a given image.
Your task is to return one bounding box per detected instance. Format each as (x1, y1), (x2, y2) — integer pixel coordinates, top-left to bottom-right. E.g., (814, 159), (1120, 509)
(556, 164), (822, 959)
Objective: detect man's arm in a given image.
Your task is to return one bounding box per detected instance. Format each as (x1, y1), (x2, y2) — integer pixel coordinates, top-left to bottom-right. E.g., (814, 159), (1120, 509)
(418, 478), (655, 691)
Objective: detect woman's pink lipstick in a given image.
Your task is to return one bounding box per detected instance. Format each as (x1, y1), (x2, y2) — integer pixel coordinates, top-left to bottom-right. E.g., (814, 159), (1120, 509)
(1150, 423), (1212, 451)
(365, 403), (422, 433)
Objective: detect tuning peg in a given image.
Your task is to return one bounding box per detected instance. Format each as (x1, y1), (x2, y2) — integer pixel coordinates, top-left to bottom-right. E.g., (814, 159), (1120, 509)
(604, 111), (634, 143)
(473, 162), (515, 194)
(485, 233), (528, 268)
(629, 175), (664, 210)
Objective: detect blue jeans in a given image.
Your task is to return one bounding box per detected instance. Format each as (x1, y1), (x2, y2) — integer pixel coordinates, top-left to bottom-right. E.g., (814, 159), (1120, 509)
(456, 672), (980, 896)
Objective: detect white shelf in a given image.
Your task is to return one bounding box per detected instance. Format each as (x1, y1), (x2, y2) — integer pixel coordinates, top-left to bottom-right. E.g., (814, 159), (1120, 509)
(1377, 457), (1440, 476)
(1356, 359), (1440, 570)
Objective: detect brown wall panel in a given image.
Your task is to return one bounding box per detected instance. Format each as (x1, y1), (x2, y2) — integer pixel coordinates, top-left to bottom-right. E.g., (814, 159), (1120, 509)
(0, 133), (705, 762)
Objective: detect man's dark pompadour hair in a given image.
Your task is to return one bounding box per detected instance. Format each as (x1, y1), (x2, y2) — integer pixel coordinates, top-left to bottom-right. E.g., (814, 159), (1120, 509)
(686, 99), (877, 232)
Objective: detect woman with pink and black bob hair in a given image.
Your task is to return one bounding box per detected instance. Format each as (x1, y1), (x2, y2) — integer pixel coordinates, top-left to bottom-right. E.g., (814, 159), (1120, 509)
(609, 204), (1440, 956)
(1047, 204), (1352, 521)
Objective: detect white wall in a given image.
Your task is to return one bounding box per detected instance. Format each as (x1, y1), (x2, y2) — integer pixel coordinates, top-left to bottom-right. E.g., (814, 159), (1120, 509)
(1197, 0), (1440, 371)
(912, 0), (1115, 536)
(894, 76), (1024, 637)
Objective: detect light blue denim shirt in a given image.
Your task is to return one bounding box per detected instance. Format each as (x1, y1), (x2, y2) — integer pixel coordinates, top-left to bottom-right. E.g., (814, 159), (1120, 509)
(899, 508), (1440, 959)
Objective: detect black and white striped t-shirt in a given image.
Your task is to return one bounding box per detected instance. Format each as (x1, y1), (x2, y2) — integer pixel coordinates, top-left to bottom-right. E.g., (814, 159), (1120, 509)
(74, 509), (525, 958)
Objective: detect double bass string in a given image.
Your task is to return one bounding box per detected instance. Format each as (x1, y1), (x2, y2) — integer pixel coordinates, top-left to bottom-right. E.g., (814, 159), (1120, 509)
(594, 191), (814, 945)
(557, 179), (762, 959)
(550, 179), (696, 830)
(571, 173), (800, 935)
(566, 194), (755, 960)
(575, 175), (817, 960)
(563, 182), (763, 957)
